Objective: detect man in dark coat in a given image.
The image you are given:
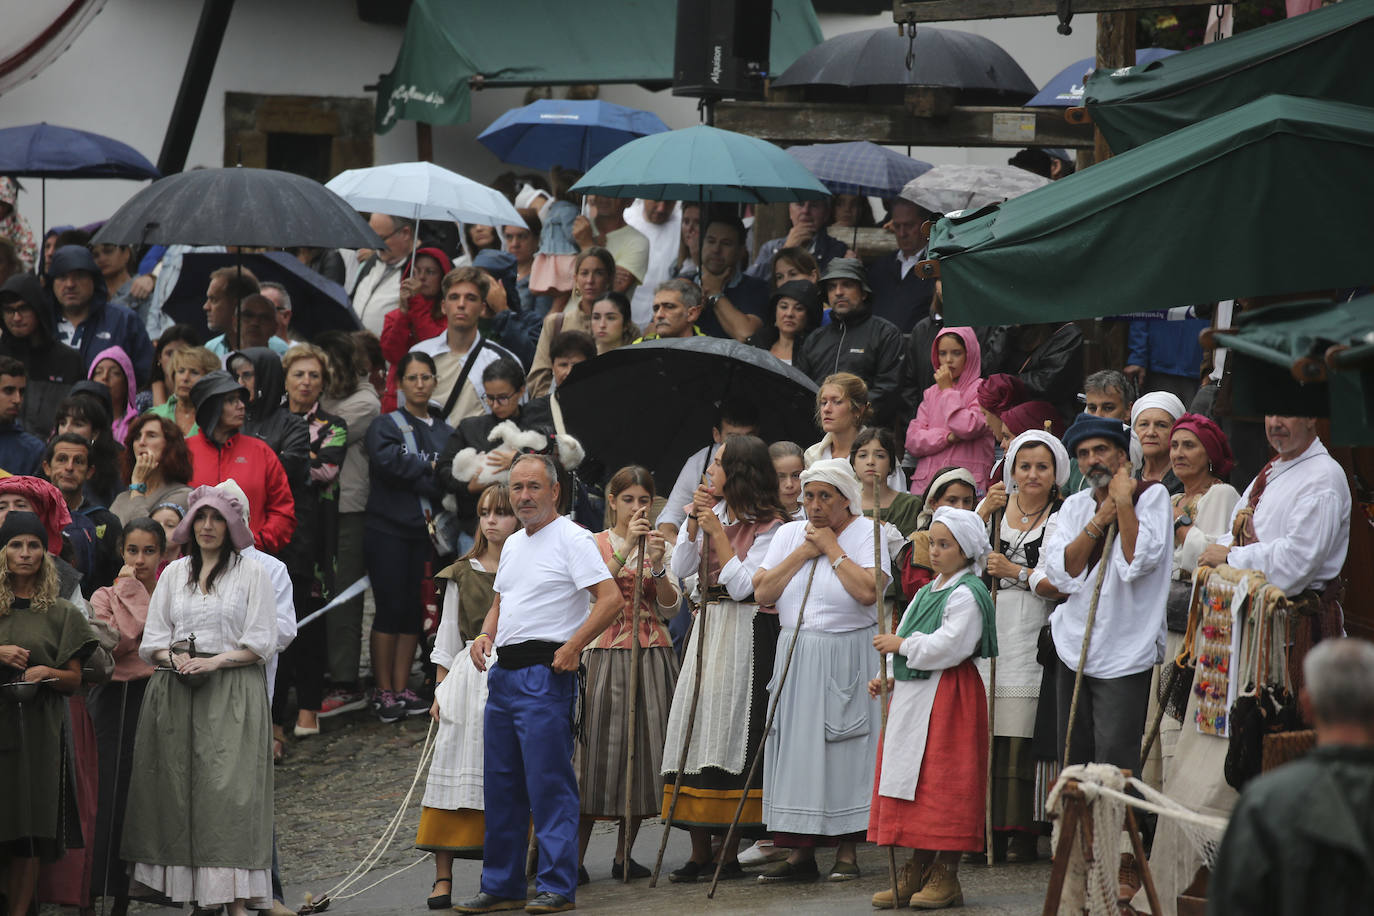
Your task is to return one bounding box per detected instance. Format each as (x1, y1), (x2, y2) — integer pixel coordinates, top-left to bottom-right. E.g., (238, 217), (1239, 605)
(1208, 638), (1374, 916)
(865, 198), (936, 335)
(0, 272), (83, 439)
(46, 245), (153, 387)
(0, 356), (44, 476)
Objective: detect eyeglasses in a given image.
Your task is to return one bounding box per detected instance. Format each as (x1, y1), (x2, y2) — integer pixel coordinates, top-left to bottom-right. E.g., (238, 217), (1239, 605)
(1, 305), (32, 316)
(403, 373), (435, 383)
(482, 392), (517, 406)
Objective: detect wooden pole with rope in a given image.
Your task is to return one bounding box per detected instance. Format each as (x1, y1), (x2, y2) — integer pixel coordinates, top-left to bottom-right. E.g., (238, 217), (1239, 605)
(871, 477), (900, 908)
(985, 508), (1002, 866)
(708, 560), (820, 899)
(1063, 522), (1118, 766)
(621, 532), (648, 882)
(651, 480), (712, 887)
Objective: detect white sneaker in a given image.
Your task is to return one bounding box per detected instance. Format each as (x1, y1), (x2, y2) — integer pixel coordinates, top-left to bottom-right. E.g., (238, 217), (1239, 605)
(738, 840), (790, 867)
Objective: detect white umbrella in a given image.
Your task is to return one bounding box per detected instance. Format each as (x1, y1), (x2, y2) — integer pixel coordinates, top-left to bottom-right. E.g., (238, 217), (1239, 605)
(899, 164), (1049, 215)
(326, 160), (526, 270)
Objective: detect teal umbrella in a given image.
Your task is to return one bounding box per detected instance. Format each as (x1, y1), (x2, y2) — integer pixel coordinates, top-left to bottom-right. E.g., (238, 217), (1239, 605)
(569, 124), (830, 204)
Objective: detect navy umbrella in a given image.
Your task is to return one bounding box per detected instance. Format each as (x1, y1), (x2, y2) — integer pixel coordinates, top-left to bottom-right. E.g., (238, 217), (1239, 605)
(164, 251), (360, 340)
(92, 167), (383, 249)
(785, 141), (932, 198)
(1026, 47), (1177, 107)
(0, 122), (159, 237)
(556, 337), (819, 489)
(478, 99), (670, 172)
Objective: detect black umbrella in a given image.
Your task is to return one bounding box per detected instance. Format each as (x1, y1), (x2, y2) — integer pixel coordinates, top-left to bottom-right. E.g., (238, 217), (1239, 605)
(556, 337), (819, 489)
(91, 167), (383, 249)
(773, 27), (1036, 105)
(165, 251), (360, 340)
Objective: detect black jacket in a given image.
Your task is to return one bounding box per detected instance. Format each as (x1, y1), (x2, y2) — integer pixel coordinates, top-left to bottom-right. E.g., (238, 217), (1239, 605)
(866, 252), (936, 335)
(437, 400), (555, 534)
(234, 347), (313, 576)
(0, 273), (83, 440)
(794, 303), (905, 427)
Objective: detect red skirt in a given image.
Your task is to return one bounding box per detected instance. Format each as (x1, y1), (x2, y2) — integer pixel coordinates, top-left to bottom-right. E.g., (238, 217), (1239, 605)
(867, 659), (987, 852)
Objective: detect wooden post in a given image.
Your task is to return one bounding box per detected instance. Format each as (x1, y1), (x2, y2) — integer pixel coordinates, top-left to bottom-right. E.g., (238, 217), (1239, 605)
(416, 122), (433, 163)
(1093, 12), (1137, 163)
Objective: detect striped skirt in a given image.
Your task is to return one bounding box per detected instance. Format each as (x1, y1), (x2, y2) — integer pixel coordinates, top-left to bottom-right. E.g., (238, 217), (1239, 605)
(574, 645), (680, 818)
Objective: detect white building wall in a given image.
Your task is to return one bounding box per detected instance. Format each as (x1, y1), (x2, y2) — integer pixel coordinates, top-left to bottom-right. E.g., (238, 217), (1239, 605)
(0, 1), (1093, 232)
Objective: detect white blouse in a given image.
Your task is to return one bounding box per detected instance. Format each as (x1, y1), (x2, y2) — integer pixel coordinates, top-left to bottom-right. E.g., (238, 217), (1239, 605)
(139, 554), (279, 664)
(671, 501), (777, 601)
(760, 517), (885, 633)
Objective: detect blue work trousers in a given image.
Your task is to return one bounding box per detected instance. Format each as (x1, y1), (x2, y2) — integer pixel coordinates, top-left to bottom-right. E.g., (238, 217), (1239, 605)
(481, 664), (579, 901)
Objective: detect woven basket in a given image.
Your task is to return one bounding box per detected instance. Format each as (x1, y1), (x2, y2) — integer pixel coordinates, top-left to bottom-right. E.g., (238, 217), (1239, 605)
(1261, 729), (1316, 771)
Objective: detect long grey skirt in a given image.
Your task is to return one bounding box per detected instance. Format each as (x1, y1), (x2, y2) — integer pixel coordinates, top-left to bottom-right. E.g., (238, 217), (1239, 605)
(761, 625), (881, 838)
(574, 645), (680, 818)
(121, 665), (273, 872)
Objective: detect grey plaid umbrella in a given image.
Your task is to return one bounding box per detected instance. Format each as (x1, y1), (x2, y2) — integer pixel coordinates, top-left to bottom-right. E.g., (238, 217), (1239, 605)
(785, 141), (932, 198)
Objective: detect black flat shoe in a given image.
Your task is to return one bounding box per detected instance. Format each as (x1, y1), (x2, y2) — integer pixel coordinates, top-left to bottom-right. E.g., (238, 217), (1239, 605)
(428, 877), (452, 909)
(578, 865), (590, 886)
(668, 859), (708, 883)
(712, 860), (746, 881)
(610, 857), (651, 880)
(756, 858), (820, 884)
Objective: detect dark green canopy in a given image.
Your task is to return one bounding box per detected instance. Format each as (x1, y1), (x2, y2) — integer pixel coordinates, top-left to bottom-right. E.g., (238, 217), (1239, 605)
(1085, 1), (1374, 153)
(375, 0), (823, 133)
(1224, 296), (1374, 446)
(924, 95), (1374, 326)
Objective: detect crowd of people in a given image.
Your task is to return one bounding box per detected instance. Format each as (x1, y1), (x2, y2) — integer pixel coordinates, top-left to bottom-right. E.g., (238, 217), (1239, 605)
(0, 173), (1364, 916)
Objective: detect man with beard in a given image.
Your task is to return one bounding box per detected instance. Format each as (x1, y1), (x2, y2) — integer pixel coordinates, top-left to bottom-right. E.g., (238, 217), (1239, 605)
(1042, 413), (1172, 901)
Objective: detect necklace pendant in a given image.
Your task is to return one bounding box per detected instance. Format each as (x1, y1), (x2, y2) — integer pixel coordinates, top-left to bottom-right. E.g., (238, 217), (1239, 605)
(1020, 514), (1030, 524)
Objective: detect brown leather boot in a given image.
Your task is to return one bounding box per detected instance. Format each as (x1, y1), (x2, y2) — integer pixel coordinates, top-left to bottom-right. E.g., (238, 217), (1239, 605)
(871, 854), (924, 908)
(908, 862), (963, 909)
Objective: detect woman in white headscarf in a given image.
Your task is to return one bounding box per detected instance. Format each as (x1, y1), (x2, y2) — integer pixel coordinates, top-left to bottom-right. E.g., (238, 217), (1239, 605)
(867, 506), (997, 909)
(752, 459), (883, 883)
(1130, 392), (1186, 494)
(972, 430), (1071, 862)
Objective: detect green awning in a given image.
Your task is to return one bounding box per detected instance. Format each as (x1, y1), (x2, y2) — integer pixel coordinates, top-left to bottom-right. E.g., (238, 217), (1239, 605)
(924, 95), (1374, 326)
(375, 0), (824, 133)
(1224, 296), (1374, 446)
(1085, 1), (1374, 153)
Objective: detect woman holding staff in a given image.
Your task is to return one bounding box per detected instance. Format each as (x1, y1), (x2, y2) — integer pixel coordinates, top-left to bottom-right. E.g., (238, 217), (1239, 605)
(752, 459), (883, 883)
(574, 466), (681, 881)
(974, 430), (1070, 862)
(869, 507), (998, 909)
(660, 435), (789, 882)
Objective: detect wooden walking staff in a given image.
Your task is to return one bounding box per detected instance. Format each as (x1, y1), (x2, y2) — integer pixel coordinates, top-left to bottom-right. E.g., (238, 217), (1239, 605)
(872, 478), (900, 909)
(708, 559), (820, 899)
(651, 477), (713, 887)
(985, 508), (1002, 867)
(1063, 522), (1118, 766)
(621, 532), (648, 882)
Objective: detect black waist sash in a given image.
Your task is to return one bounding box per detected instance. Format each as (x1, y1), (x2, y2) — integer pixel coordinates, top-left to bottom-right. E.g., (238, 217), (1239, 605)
(496, 640), (562, 670)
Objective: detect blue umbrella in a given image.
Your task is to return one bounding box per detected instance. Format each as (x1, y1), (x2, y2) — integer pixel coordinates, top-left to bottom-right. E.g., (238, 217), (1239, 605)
(1026, 47), (1178, 107)
(571, 124), (829, 204)
(0, 122), (159, 235)
(784, 141), (932, 198)
(478, 99), (670, 172)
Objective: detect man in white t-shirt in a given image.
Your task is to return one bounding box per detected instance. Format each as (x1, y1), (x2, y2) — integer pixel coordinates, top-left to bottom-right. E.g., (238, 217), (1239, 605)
(623, 199), (680, 327)
(457, 454), (623, 915)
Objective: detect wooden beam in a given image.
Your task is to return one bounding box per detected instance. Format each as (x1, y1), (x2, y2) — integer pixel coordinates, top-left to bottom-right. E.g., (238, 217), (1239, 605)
(715, 101), (1094, 148)
(1094, 11), (1135, 162)
(892, 0), (1213, 24)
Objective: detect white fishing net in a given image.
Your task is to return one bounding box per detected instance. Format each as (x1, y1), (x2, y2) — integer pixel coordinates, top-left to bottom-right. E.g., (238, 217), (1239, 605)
(1047, 763), (1231, 916)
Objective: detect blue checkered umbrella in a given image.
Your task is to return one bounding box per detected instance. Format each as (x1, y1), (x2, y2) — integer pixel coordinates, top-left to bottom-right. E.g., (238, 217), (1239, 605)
(784, 141), (931, 198)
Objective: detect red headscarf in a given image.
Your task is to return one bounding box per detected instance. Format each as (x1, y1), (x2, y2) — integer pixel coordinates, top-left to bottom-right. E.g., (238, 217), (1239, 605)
(1170, 413), (1235, 478)
(976, 373), (1026, 414)
(0, 476), (72, 554)
(1001, 400), (1065, 438)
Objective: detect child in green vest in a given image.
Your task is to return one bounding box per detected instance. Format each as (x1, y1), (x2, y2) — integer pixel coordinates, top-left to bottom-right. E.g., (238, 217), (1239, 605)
(867, 506), (998, 910)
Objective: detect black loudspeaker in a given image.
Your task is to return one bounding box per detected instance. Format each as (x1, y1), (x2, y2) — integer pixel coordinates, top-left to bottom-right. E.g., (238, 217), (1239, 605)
(672, 0), (772, 101)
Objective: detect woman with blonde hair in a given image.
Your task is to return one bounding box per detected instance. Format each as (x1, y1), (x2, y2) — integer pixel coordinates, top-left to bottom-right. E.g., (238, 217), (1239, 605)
(417, 484), (518, 909)
(0, 511), (98, 916)
(805, 373), (905, 491)
(148, 345), (220, 436)
(575, 466), (681, 881)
